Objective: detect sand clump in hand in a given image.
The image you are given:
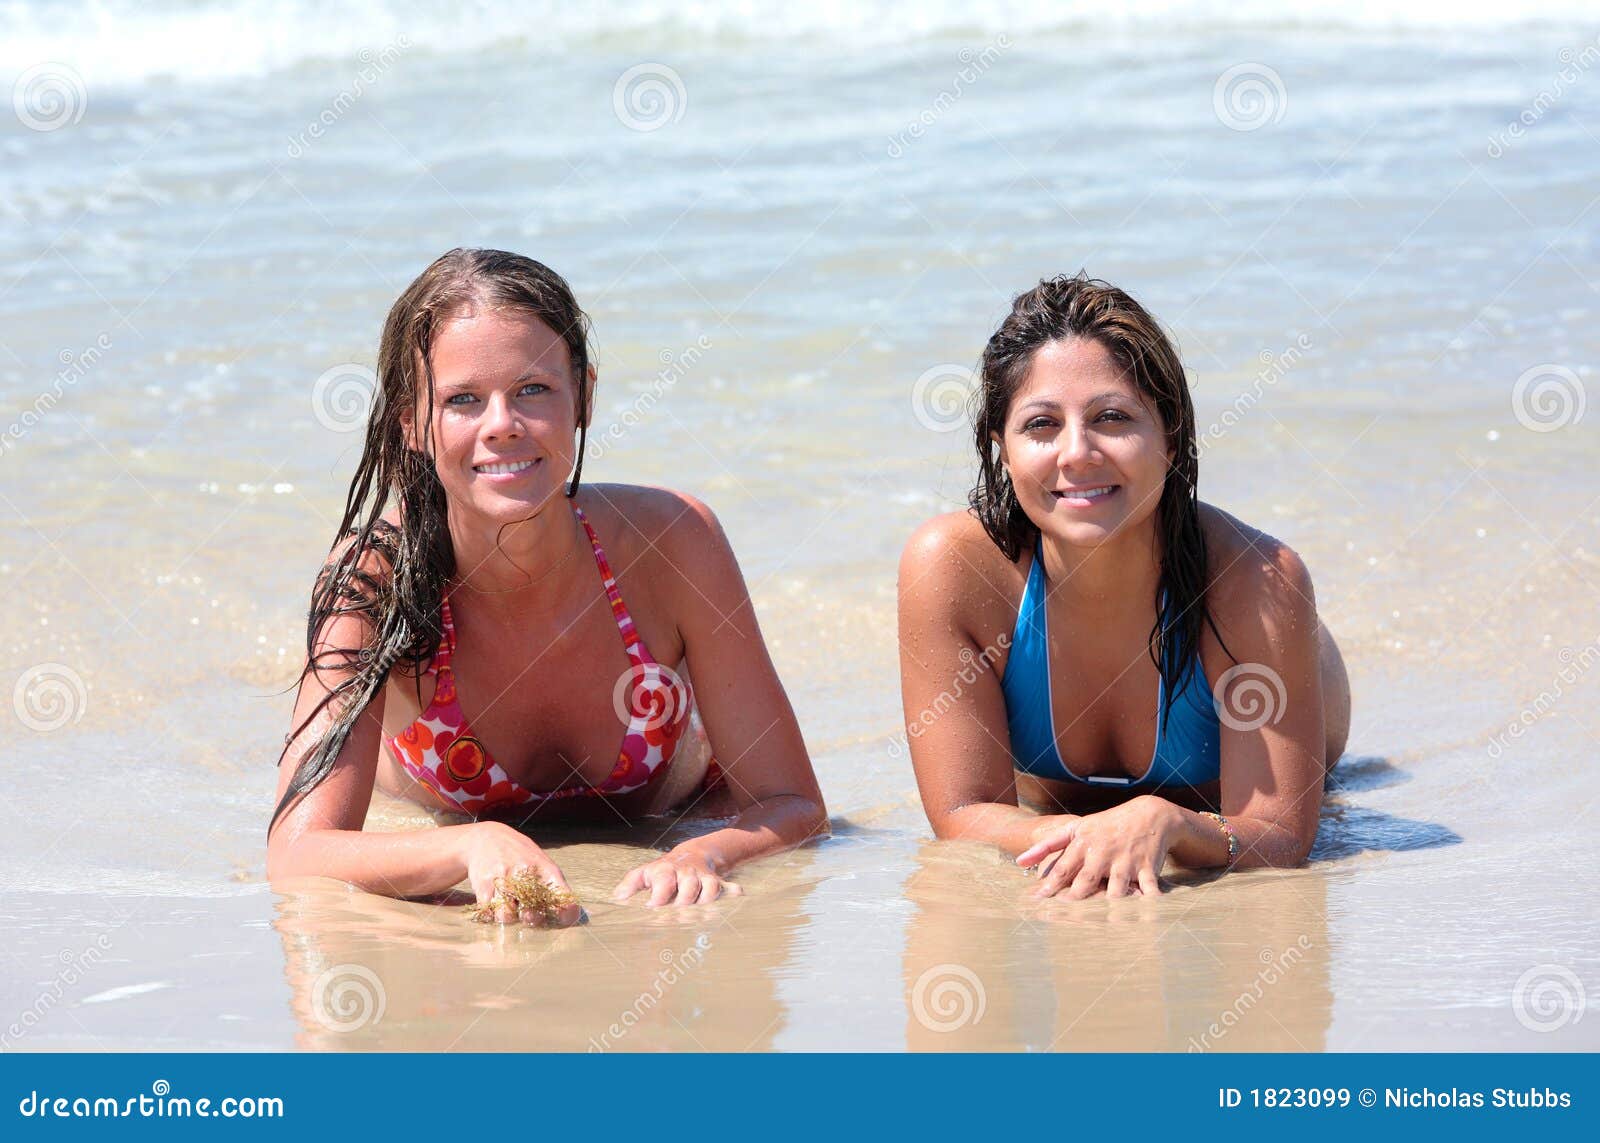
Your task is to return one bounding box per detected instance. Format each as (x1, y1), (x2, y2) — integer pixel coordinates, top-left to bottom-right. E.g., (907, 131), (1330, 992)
(464, 870), (579, 924)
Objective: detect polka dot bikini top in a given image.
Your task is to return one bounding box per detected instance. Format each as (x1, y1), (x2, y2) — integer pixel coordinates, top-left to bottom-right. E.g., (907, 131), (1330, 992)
(385, 504), (694, 817)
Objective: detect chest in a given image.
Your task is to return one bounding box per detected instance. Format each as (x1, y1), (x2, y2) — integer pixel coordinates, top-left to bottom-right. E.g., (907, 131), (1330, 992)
(1040, 613), (1168, 780)
(385, 583), (686, 791)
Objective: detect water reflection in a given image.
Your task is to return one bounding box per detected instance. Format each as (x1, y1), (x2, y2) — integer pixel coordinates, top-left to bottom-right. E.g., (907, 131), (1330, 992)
(273, 841), (819, 1051)
(901, 841), (1333, 1051)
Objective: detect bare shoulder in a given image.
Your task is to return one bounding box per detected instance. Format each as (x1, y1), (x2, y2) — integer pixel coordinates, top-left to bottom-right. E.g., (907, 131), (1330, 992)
(898, 509), (1023, 636)
(1199, 502), (1318, 641)
(318, 512), (401, 592)
(576, 483), (733, 567)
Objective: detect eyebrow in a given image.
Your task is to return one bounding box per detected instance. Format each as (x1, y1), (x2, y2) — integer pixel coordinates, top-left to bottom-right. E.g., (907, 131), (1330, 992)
(437, 365), (560, 392)
(1014, 391), (1135, 413)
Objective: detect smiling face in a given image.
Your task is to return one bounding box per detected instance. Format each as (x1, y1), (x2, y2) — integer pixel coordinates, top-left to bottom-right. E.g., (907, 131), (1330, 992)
(402, 305), (592, 526)
(995, 336), (1172, 550)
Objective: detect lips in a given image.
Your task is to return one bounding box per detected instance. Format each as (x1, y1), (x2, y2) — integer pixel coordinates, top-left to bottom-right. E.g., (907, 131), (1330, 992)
(1052, 484), (1119, 504)
(472, 458), (539, 475)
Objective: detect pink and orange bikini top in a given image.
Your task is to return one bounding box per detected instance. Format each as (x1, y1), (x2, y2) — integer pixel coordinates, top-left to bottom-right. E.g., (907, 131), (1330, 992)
(385, 504), (695, 817)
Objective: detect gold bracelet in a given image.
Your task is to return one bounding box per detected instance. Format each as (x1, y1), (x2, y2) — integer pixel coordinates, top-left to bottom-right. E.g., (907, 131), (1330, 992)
(1200, 811), (1239, 865)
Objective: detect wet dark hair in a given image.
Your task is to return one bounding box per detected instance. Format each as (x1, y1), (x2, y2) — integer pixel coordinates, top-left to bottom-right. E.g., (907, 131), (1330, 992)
(269, 248), (593, 833)
(969, 272), (1226, 729)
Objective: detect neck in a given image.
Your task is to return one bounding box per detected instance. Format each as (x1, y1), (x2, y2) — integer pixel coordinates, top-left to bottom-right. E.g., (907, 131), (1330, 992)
(445, 494), (590, 612)
(1035, 516), (1163, 612)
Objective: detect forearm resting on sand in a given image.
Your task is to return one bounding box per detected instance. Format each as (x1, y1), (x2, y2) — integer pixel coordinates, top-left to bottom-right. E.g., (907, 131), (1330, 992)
(935, 801), (1068, 858)
(669, 794), (828, 875)
(1166, 804), (1313, 870)
(266, 824), (478, 899)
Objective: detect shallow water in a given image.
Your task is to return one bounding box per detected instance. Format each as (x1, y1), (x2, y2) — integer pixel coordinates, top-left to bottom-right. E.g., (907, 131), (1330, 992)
(2, 2), (1598, 1050)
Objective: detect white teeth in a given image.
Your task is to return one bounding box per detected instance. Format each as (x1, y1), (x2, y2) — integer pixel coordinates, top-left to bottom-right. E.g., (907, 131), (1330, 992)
(1061, 485), (1116, 499)
(475, 459), (535, 475)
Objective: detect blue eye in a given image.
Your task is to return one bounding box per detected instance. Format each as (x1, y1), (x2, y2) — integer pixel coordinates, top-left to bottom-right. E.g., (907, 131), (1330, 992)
(520, 382), (549, 397)
(444, 392), (476, 406)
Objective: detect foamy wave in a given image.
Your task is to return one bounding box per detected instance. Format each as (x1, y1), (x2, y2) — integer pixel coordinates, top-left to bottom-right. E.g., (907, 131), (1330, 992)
(0, 0), (1592, 86)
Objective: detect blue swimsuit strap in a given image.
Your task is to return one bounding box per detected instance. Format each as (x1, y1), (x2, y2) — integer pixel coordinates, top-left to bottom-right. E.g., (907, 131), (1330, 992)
(1005, 553), (1220, 788)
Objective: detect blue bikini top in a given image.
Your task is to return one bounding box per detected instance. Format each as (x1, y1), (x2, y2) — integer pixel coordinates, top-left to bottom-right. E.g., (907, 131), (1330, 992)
(1000, 554), (1221, 788)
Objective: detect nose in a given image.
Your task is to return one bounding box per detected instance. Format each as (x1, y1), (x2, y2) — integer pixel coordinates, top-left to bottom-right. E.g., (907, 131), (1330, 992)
(481, 391), (524, 442)
(1057, 421), (1100, 471)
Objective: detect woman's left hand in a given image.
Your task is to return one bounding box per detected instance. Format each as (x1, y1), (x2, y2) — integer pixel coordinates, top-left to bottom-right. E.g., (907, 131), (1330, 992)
(1015, 795), (1178, 899)
(613, 847), (743, 906)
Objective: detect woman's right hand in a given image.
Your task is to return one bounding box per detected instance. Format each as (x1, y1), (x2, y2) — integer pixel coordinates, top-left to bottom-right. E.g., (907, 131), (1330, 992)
(460, 821), (583, 927)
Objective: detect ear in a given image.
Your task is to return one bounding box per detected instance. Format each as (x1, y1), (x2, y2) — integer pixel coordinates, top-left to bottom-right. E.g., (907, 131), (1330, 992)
(398, 402), (417, 452)
(580, 362), (597, 431)
(990, 429), (1008, 475)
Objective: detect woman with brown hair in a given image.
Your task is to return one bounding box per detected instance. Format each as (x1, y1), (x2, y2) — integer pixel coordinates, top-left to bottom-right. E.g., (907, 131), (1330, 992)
(267, 248), (826, 923)
(898, 274), (1350, 899)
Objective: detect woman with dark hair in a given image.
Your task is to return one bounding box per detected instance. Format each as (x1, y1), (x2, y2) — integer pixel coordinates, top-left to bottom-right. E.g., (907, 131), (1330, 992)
(268, 248), (826, 922)
(897, 274), (1350, 899)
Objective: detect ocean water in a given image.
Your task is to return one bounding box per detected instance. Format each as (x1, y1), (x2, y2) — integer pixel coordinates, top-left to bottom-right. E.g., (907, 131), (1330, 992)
(1, 0), (1597, 1050)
